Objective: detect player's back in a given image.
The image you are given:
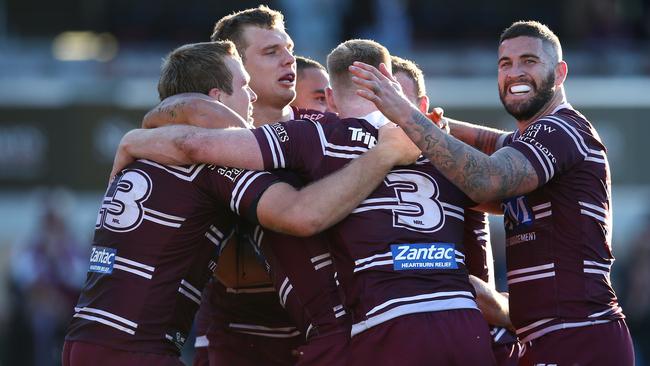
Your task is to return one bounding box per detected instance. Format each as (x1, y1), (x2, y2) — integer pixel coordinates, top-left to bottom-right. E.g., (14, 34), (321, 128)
(66, 160), (271, 355)
(252, 111), (479, 337)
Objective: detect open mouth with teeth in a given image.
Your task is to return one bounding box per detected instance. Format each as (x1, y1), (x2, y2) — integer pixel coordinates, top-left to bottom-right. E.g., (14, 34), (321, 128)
(509, 84), (532, 96)
(279, 73), (296, 85)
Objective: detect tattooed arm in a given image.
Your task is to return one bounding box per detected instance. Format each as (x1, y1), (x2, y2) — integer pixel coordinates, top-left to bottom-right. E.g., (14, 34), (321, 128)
(447, 119), (510, 155)
(349, 62), (539, 203)
(142, 93), (248, 129)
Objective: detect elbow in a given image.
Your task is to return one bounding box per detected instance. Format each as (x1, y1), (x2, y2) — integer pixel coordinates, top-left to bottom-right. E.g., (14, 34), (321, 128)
(279, 209), (323, 237)
(175, 131), (204, 162)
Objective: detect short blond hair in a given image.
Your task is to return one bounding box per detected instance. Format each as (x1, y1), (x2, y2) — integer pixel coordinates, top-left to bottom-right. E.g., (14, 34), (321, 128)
(326, 39), (390, 90)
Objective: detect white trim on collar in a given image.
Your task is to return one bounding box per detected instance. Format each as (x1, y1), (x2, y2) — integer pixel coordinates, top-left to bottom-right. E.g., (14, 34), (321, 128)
(360, 110), (391, 129)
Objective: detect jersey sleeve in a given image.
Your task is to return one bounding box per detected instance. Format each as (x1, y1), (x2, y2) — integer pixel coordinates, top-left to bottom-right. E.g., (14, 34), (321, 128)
(507, 116), (587, 184)
(206, 167), (280, 224)
(250, 120), (324, 172)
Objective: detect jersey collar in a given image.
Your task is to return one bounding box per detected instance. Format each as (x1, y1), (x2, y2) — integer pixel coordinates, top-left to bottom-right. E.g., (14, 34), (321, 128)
(360, 110), (391, 129)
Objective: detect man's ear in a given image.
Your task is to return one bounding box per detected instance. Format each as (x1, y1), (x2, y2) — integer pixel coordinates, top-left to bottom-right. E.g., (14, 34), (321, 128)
(325, 87), (338, 114)
(418, 95), (430, 114)
(555, 61), (568, 87)
(208, 88), (222, 101)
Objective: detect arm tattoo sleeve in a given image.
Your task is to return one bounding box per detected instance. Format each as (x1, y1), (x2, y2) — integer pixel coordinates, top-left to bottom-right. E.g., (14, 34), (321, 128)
(402, 110), (538, 202)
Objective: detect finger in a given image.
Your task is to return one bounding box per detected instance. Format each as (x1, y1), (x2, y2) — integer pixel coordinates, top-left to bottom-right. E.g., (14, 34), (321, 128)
(353, 61), (388, 81)
(351, 76), (380, 92)
(378, 63), (398, 83)
(349, 65), (379, 82)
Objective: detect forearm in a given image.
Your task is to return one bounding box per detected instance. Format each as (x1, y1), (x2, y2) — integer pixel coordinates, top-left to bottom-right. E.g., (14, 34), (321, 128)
(143, 93), (247, 129)
(470, 275), (513, 330)
(120, 126), (263, 169)
(448, 118), (509, 155)
(260, 146), (397, 237)
(397, 107), (532, 202)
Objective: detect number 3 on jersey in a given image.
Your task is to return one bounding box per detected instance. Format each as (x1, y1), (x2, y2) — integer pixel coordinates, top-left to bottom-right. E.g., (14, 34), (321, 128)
(385, 170), (445, 233)
(96, 169), (152, 232)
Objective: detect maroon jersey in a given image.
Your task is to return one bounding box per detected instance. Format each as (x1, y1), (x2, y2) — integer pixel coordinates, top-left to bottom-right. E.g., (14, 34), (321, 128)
(252, 110), (480, 337)
(65, 160), (277, 355)
(501, 103), (623, 342)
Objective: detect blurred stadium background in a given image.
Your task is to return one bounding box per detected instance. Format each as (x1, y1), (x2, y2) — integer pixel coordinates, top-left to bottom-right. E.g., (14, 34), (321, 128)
(0, 0), (649, 365)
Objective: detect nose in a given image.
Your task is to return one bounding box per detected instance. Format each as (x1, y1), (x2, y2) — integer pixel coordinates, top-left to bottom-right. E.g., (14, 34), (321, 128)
(282, 48), (295, 67)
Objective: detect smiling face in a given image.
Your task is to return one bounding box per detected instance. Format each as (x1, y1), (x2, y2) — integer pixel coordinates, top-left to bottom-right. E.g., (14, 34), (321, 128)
(498, 36), (559, 121)
(240, 25), (296, 109)
(217, 56), (257, 124)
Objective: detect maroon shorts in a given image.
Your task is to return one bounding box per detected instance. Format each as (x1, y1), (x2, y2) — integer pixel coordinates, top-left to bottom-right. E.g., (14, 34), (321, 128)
(518, 319), (635, 366)
(349, 309), (496, 365)
(62, 340), (184, 366)
(294, 330), (349, 366)
(206, 331), (302, 366)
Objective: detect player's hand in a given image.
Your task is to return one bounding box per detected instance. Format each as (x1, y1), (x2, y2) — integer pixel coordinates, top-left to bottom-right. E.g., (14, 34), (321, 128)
(109, 131), (138, 180)
(349, 62), (415, 127)
(377, 123), (421, 166)
(426, 107), (450, 134)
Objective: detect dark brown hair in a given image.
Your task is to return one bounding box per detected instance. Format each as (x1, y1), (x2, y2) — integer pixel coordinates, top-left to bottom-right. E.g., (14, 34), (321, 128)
(158, 41), (239, 100)
(500, 20), (562, 61)
(391, 55), (426, 98)
(211, 5), (285, 60)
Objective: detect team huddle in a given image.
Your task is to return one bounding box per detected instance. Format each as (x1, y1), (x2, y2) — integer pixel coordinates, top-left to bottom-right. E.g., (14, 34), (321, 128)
(62, 5), (635, 366)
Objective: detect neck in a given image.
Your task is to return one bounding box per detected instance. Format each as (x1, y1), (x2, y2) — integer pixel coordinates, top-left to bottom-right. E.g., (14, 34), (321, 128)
(337, 95), (379, 119)
(252, 103), (293, 127)
(516, 87), (566, 133)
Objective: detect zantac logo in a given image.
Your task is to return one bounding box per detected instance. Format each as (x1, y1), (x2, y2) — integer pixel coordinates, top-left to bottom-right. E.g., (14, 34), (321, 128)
(89, 246), (117, 274)
(391, 243), (457, 270)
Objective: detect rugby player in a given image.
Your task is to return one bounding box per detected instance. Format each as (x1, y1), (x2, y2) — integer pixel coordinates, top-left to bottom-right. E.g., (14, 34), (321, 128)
(349, 20), (634, 366)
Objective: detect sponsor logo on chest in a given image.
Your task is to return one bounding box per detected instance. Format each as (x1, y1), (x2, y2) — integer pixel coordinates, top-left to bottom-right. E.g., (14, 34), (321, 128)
(348, 127), (376, 148)
(391, 243), (457, 270)
(89, 246), (116, 274)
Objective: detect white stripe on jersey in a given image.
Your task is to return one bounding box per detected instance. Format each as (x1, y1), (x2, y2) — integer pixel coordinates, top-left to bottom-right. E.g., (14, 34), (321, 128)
(442, 202), (465, 221)
(178, 287), (201, 305)
(579, 201), (609, 216)
(225, 286), (276, 294)
(278, 277), (293, 308)
(518, 141), (553, 182)
(310, 253), (331, 263)
(507, 271), (556, 285)
(541, 116), (589, 157)
(139, 160), (206, 181)
(580, 209), (608, 225)
(355, 251), (393, 266)
(113, 264), (153, 279)
(583, 259), (612, 269)
(114, 256), (155, 272)
(532, 202), (551, 211)
(181, 279), (202, 298)
(507, 263), (555, 277)
(352, 296), (477, 337)
(314, 260), (333, 270)
(353, 259), (394, 273)
(534, 211), (552, 219)
(589, 306), (622, 318)
(584, 268), (610, 277)
(365, 290), (474, 317)
(74, 306), (138, 331)
(516, 317), (554, 334)
(230, 171), (268, 214)
(142, 207), (186, 228)
(260, 124), (286, 168)
(228, 323), (301, 338)
(519, 319), (611, 343)
(73, 313), (135, 335)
